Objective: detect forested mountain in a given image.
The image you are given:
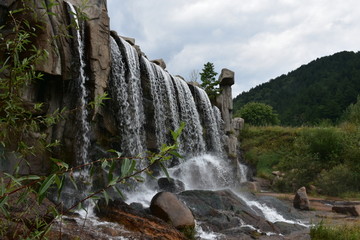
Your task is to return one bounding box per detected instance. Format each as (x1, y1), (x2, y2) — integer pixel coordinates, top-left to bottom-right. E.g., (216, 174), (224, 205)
(233, 51), (360, 126)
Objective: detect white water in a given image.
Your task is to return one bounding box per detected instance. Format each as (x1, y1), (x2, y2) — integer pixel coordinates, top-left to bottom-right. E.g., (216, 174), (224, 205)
(193, 87), (224, 155)
(169, 154), (233, 190)
(238, 162), (248, 183)
(66, 2), (90, 167)
(141, 57), (179, 148)
(235, 192), (309, 227)
(109, 36), (145, 158)
(173, 77), (206, 156)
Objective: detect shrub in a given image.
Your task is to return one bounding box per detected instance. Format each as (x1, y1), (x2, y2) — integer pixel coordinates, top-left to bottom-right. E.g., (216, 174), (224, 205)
(315, 165), (356, 196)
(299, 127), (345, 165)
(236, 102), (280, 126)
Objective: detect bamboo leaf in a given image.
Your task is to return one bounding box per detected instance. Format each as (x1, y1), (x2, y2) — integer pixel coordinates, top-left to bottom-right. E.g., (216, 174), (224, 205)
(101, 159), (108, 170)
(38, 174), (56, 196)
(102, 190), (110, 205)
(159, 162), (170, 180)
(114, 186), (125, 200)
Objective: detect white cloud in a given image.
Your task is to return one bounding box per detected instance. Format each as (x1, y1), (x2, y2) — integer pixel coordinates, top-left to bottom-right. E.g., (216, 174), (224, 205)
(107, 0), (360, 96)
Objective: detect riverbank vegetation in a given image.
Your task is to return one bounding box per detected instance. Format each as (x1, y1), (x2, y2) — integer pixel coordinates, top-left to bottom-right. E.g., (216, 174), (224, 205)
(310, 222), (360, 240)
(239, 96), (360, 197)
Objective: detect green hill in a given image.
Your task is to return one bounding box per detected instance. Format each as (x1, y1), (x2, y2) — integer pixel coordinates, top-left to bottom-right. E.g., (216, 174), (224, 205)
(233, 51), (360, 126)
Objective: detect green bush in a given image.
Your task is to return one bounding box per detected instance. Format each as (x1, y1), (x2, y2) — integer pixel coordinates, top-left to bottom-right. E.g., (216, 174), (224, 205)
(236, 102), (280, 126)
(342, 95), (360, 125)
(299, 127), (345, 165)
(315, 165), (356, 196)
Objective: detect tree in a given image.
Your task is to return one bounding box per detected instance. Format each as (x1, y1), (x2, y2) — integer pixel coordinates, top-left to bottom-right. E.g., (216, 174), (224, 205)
(236, 102), (280, 126)
(200, 62), (220, 101)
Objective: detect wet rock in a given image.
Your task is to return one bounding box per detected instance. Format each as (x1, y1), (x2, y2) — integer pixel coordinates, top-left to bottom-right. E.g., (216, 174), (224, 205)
(332, 205), (360, 217)
(294, 187), (310, 210)
(96, 198), (187, 239)
(158, 177), (185, 193)
(151, 58), (167, 69)
(178, 189), (281, 234)
(150, 191), (195, 230)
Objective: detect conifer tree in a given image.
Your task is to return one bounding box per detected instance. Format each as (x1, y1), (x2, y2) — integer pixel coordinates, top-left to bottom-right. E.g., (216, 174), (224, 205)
(200, 62), (220, 101)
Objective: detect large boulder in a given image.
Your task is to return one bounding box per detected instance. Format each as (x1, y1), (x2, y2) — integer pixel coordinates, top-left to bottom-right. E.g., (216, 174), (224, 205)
(150, 191), (195, 230)
(293, 187), (310, 210)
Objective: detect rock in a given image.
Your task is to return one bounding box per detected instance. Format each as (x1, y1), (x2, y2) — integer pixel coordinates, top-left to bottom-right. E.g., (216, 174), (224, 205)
(0, 0), (16, 8)
(158, 177), (185, 193)
(96, 199), (188, 239)
(272, 171), (284, 177)
(151, 58), (167, 69)
(241, 181), (261, 192)
(150, 191), (195, 230)
(219, 68), (235, 86)
(253, 177), (272, 191)
(293, 187), (310, 210)
(232, 117), (244, 136)
(332, 205), (360, 216)
(178, 189), (282, 234)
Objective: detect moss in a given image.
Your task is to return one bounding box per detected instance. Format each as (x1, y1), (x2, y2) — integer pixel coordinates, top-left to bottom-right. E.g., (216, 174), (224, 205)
(179, 226), (196, 240)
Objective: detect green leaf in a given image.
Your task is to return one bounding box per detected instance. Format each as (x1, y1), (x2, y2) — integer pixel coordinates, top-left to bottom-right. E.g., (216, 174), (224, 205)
(101, 159), (109, 170)
(121, 158), (132, 177)
(0, 195), (8, 209)
(107, 149), (122, 158)
(38, 174), (56, 196)
(102, 190), (110, 205)
(159, 162), (170, 180)
(108, 176), (119, 187)
(69, 173), (78, 190)
(114, 186), (125, 200)
(171, 122), (185, 141)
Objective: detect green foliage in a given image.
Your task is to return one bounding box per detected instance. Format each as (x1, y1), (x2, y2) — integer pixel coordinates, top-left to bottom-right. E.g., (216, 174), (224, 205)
(236, 102), (279, 126)
(299, 127), (345, 163)
(310, 222), (360, 240)
(241, 125), (360, 195)
(233, 51), (360, 126)
(342, 95), (360, 125)
(199, 62), (220, 101)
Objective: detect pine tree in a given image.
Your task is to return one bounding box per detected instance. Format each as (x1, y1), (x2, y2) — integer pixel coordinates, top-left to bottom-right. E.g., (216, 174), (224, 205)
(200, 62), (220, 101)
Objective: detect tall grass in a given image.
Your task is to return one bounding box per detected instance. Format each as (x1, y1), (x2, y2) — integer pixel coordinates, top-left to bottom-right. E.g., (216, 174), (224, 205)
(310, 223), (360, 240)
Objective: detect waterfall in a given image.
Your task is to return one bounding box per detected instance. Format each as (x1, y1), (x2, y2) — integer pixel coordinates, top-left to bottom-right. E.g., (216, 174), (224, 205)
(238, 162), (249, 183)
(193, 87), (224, 155)
(66, 2), (90, 167)
(109, 36), (145, 158)
(141, 57), (179, 149)
(172, 77), (206, 156)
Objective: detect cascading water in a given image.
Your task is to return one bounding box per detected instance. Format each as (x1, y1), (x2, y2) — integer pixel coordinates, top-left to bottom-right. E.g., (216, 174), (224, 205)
(193, 87), (224, 155)
(109, 36), (145, 158)
(141, 57), (179, 149)
(172, 76), (206, 156)
(66, 2), (90, 167)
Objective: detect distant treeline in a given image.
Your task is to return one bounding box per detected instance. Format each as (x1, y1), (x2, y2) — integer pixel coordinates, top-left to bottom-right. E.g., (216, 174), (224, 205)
(233, 51), (360, 126)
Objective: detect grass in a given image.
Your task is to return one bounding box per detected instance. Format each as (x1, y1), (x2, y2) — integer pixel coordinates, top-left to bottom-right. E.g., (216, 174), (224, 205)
(310, 223), (360, 240)
(239, 124), (360, 195)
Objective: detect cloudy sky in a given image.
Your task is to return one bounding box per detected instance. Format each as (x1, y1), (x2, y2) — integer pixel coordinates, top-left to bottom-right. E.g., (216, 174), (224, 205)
(107, 0), (360, 97)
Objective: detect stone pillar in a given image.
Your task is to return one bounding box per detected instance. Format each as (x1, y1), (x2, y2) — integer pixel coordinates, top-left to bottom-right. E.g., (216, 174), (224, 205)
(216, 68), (239, 158)
(216, 68), (234, 134)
